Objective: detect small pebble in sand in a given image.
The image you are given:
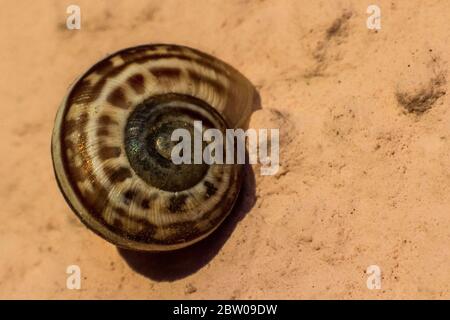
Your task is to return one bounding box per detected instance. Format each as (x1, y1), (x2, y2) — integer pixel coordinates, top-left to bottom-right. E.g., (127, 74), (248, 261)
(185, 283), (197, 294)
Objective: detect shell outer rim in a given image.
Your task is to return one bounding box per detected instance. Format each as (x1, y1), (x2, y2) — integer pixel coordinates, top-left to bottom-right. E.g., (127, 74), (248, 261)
(51, 44), (246, 251)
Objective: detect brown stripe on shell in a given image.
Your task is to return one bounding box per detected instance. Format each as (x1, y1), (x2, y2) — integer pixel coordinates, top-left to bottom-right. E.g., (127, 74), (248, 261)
(165, 45), (184, 53)
(67, 79), (94, 105)
(112, 218), (124, 229)
(196, 165), (242, 223)
(98, 114), (118, 126)
(104, 166), (132, 183)
(204, 181), (218, 199)
(122, 189), (139, 206)
(96, 115), (118, 138)
(141, 193), (158, 209)
(168, 194), (188, 213)
(95, 59), (114, 75)
(98, 146), (121, 160)
(107, 87), (129, 109)
(147, 53), (224, 76)
(141, 199), (151, 209)
(132, 224), (158, 243)
(150, 67), (181, 79)
(96, 128), (109, 137)
(118, 46), (159, 63)
(127, 74), (145, 94)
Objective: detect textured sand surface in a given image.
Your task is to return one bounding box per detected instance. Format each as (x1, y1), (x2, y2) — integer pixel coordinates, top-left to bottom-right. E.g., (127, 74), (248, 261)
(1, 0), (450, 299)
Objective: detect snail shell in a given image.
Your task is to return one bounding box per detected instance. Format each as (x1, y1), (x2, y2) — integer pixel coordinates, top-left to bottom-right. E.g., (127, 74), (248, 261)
(52, 44), (256, 251)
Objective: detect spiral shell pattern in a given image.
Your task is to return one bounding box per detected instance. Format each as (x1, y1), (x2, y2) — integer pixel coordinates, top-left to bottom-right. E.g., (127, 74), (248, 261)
(52, 44), (256, 251)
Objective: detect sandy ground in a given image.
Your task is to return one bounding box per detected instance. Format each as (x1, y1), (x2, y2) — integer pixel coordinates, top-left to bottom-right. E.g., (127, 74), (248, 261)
(1, 0), (450, 299)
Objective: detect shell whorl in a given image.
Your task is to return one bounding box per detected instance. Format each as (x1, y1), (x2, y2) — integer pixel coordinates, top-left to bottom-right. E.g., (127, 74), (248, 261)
(52, 44), (256, 251)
